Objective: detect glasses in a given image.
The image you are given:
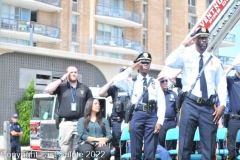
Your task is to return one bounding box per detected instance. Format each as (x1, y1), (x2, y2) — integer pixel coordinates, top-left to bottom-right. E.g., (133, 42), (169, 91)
(160, 80), (168, 83)
(13, 117), (18, 119)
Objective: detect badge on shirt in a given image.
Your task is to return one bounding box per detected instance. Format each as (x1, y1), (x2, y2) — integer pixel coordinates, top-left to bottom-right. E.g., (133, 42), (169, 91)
(169, 94), (175, 102)
(151, 80), (155, 89)
(80, 90), (84, 94)
(71, 103), (77, 111)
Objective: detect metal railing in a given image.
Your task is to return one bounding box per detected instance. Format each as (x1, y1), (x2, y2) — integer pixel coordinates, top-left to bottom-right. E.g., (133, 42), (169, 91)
(217, 55), (235, 65)
(223, 34), (235, 43)
(35, 0), (61, 7)
(188, 5), (196, 14)
(1, 18), (60, 39)
(96, 5), (141, 24)
(95, 35), (140, 51)
(72, 2), (78, 12)
(166, 0), (171, 8)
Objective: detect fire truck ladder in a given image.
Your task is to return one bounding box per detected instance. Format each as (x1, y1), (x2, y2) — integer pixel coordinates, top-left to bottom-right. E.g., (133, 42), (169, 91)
(207, 0), (240, 53)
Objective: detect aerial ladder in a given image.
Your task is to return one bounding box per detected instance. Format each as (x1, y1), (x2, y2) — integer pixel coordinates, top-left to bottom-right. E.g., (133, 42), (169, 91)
(161, 0), (240, 76)
(185, 0), (240, 54)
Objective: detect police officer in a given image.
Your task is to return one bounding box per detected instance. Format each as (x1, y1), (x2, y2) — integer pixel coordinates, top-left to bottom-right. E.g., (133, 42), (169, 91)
(10, 113), (23, 160)
(112, 52), (166, 160)
(165, 27), (227, 160)
(224, 54), (240, 160)
(98, 67), (132, 160)
(45, 65), (92, 160)
(158, 76), (178, 151)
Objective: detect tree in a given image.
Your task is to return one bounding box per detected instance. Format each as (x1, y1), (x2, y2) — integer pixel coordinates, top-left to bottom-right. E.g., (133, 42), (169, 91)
(15, 79), (35, 145)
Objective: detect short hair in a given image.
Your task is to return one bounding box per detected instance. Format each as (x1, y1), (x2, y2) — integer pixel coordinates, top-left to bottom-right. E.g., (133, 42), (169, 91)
(66, 65), (78, 73)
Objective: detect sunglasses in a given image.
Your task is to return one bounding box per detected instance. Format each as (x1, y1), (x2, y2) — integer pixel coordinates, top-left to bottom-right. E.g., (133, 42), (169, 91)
(160, 80), (168, 83)
(140, 62), (150, 64)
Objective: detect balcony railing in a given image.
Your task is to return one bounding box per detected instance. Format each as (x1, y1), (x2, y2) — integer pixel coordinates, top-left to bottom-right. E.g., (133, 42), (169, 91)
(72, 2), (78, 12)
(166, 0), (171, 8)
(35, 0), (61, 7)
(96, 5), (141, 24)
(217, 56), (235, 65)
(1, 18), (60, 39)
(223, 34), (235, 43)
(188, 5), (196, 14)
(95, 35), (140, 51)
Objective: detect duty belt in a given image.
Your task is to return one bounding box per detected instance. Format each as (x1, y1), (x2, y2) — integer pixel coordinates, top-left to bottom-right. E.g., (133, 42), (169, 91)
(164, 117), (176, 122)
(185, 92), (213, 106)
(63, 118), (78, 122)
(135, 103), (157, 113)
(230, 114), (240, 120)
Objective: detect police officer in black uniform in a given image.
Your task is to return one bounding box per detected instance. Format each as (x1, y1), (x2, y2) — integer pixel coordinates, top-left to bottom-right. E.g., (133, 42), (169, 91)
(158, 76), (178, 151)
(10, 113), (23, 160)
(225, 56), (240, 160)
(98, 67), (132, 160)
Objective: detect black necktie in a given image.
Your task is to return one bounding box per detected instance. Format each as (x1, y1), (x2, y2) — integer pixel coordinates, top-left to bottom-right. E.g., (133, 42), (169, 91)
(143, 77), (148, 103)
(199, 55), (208, 101)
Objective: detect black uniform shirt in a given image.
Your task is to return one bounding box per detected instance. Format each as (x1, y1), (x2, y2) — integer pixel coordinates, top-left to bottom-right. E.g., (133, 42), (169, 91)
(164, 90), (178, 118)
(53, 81), (93, 119)
(10, 122), (22, 141)
(107, 85), (125, 118)
(227, 75), (240, 114)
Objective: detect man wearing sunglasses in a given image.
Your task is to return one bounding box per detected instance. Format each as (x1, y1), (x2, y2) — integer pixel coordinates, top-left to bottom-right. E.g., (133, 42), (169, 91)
(158, 77), (178, 154)
(110, 52), (166, 160)
(165, 27), (226, 160)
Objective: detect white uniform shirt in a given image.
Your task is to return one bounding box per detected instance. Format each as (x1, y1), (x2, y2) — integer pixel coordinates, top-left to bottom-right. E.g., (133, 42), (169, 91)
(113, 67), (166, 125)
(165, 44), (227, 107)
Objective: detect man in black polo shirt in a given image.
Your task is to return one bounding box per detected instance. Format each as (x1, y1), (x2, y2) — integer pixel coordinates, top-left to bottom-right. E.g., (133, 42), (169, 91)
(225, 54), (240, 160)
(45, 65), (92, 160)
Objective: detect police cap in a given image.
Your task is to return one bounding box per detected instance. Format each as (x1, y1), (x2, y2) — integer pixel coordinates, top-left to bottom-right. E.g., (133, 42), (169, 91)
(119, 66), (127, 73)
(12, 113), (18, 118)
(190, 27), (210, 38)
(133, 52), (152, 63)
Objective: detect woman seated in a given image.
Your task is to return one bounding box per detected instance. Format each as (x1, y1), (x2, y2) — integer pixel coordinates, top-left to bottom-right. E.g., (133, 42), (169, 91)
(77, 98), (112, 160)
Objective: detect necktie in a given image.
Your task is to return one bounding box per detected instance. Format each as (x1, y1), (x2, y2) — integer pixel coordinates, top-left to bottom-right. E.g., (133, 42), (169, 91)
(199, 55), (208, 101)
(143, 77), (148, 103)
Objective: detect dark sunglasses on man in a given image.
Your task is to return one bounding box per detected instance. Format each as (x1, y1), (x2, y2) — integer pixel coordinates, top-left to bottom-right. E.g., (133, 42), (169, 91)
(160, 79), (168, 83)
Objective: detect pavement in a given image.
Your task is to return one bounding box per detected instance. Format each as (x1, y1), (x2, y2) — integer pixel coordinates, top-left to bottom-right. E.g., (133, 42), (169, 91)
(0, 146), (36, 160)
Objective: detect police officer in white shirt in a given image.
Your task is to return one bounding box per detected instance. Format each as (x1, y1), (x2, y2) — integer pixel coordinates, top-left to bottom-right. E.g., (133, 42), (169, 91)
(165, 27), (226, 160)
(112, 52), (166, 160)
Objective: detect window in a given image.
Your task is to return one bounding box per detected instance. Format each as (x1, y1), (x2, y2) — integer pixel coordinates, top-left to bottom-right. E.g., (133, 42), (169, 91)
(206, 0), (214, 8)
(188, 16), (197, 32)
(97, 23), (125, 46)
(188, 0), (196, 6)
(166, 36), (170, 57)
(72, 15), (78, 42)
(73, 0), (78, 2)
(0, 37), (8, 43)
(142, 31), (146, 47)
(143, 5), (147, 28)
(1, 4), (30, 21)
(71, 45), (78, 53)
(166, 10), (170, 32)
(97, 51), (125, 59)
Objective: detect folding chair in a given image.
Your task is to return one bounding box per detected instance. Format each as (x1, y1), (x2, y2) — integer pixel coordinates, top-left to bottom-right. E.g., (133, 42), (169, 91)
(165, 128), (179, 158)
(216, 128), (228, 160)
(235, 129), (240, 160)
(120, 127), (131, 159)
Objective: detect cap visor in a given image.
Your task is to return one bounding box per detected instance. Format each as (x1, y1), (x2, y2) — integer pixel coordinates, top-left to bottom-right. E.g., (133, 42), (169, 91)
(140, 60), (151, 63)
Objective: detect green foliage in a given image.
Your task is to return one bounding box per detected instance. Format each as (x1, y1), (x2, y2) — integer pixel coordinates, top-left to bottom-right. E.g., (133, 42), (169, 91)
(15, 79), (35, 146)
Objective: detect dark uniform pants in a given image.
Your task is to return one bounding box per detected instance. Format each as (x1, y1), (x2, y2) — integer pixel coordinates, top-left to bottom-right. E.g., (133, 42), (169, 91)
(112, 120), (126, 160)
(11, 140), (21, 160)
(178, 98), (217, 160)
(130, 111), (158, 160)
(227, 118), (240, 160)
(159, 120), (177, 150)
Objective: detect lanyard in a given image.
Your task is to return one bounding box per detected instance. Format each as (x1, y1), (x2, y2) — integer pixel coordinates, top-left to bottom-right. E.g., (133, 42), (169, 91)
(70, 86), (76, 103)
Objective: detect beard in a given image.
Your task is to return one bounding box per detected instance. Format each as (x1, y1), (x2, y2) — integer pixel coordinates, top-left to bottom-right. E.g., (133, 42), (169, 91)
(196, 39), (208, 51)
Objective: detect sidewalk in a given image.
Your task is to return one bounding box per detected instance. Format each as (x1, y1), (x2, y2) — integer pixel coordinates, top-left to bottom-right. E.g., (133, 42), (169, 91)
(0, 146), (36, 160)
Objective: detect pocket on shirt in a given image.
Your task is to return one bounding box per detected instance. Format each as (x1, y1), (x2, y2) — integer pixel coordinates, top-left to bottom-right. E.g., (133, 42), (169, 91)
(185, 63), (198, 78)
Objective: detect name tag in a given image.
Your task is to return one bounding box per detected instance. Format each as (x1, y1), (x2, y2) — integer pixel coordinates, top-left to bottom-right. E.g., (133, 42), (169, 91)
(71, 103), (77, 111)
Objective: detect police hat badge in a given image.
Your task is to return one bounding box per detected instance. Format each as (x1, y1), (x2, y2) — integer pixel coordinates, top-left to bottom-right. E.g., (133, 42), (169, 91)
(201, 27), (206, 32)
(143, 52), (148, 58)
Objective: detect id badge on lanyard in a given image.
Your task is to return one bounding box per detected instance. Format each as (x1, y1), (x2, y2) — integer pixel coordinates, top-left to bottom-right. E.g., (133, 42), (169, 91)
(71, 87), (77, 111)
